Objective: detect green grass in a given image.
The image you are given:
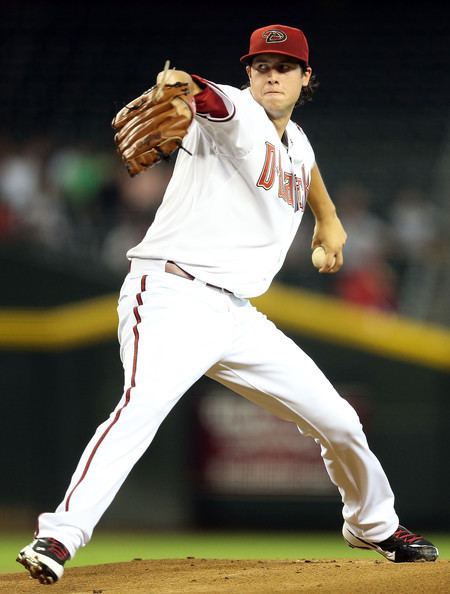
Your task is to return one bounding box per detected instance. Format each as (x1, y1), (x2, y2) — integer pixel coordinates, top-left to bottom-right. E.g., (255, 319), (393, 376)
(2, 531), (450, 573)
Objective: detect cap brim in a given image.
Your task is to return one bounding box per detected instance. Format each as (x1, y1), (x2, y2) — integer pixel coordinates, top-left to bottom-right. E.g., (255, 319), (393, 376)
(240, 50), (308, 64)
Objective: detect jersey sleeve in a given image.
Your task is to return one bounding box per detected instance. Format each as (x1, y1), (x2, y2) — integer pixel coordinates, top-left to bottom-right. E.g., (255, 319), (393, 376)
(191, 75), (253, 158)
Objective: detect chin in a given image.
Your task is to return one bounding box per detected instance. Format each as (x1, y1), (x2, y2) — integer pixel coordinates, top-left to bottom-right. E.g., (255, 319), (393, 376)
(263, 102), (287, 119)
(262, 96), (282, 108)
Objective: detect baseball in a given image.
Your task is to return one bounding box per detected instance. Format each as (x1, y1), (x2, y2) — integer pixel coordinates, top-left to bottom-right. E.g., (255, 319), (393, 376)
(312, 246), (335, 269)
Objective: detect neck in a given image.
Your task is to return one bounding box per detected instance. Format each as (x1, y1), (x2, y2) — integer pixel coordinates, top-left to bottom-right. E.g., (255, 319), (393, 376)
(270, 114), (291, 139)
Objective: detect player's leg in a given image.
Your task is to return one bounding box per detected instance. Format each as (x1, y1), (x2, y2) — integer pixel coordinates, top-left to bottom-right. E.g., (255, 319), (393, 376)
(207, 298), (398, 542)
(19, 271), (233, 581)
(208, 299), (437, 561)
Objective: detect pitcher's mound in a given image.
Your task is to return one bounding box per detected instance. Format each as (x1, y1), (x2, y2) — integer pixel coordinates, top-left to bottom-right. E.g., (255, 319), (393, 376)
(3, 558), (449, 593)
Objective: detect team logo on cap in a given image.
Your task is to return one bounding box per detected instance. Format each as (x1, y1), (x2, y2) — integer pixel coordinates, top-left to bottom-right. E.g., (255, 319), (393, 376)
(263, 29), (287, 43)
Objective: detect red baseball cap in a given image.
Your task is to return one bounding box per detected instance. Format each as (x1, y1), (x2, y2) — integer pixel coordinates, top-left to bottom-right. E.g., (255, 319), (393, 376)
(240, 24), (309, 65)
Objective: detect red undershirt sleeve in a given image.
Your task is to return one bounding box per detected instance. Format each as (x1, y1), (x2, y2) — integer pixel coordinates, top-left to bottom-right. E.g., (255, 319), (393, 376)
(191, 75), (235, 121)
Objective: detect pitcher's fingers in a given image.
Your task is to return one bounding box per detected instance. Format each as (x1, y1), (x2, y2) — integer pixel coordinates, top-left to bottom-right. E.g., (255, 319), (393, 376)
(330, 250), (344, 273)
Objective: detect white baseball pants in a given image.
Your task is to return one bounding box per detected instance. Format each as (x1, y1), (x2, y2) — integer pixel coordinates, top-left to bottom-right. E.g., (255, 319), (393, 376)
(37, 260), (398, 557)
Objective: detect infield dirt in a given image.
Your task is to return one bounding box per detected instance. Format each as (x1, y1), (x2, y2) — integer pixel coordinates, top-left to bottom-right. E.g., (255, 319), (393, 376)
(3, 558), (450, 593)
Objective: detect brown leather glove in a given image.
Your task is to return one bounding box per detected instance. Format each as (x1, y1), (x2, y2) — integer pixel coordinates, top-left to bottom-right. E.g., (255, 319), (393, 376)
(112, 78), (196, 177)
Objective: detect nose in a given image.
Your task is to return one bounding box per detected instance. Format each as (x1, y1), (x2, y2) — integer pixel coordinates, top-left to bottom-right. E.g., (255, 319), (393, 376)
(267, 69), (279, 83)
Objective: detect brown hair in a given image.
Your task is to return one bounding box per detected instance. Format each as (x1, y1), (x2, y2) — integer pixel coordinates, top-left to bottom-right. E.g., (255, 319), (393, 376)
(297, 60), (319, 106)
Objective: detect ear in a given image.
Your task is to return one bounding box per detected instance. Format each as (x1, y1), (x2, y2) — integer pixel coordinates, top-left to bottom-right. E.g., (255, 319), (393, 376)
(246, 64), (252, 81)
(302, 66), (312, 87)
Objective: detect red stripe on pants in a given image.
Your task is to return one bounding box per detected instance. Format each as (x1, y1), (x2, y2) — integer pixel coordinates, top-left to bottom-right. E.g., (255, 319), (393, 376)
(64, 275), (147, 511)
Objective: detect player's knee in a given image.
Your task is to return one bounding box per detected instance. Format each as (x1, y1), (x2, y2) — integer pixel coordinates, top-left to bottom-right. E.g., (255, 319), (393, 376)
(323, 407), (364, 448)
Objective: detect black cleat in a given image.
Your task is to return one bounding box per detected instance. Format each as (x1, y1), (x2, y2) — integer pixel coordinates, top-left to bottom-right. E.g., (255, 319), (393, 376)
(17, 537), (70, 584)
(343, 524), (439, 563)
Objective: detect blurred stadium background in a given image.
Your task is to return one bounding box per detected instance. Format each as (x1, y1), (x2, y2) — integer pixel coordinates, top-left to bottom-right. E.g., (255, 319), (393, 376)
(1, 0), (449, 569)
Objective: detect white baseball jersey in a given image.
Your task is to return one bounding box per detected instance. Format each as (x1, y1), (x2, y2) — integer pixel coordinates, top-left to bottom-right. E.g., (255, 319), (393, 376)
(127, 77), (315, 298)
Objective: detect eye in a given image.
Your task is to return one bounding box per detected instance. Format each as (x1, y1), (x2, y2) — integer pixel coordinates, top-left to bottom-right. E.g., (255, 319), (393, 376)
(277, 63), (295, 73)
(254, 63), (269, 73)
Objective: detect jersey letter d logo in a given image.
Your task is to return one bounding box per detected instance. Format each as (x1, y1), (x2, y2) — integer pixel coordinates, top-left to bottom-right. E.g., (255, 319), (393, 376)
(263, 30), (288, 44)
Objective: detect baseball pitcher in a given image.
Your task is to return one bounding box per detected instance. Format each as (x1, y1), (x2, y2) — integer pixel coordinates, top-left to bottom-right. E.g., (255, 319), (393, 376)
(17, 24), (438, 584)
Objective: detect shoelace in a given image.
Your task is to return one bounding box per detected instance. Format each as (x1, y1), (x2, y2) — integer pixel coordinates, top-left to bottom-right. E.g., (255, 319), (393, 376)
(393, 528), (423, 544)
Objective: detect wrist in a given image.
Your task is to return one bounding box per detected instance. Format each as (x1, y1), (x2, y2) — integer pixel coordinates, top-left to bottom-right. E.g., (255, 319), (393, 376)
(313, 206), (337, 223)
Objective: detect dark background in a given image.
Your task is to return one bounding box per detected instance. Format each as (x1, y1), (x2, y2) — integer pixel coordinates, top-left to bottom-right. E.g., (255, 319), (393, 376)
(2, 2), (448, 132)
(2, 1), (448, 211)
(1, 1), (449, 532)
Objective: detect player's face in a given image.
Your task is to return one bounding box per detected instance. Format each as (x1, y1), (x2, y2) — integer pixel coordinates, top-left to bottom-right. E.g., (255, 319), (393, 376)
(247, 54), (311, 120)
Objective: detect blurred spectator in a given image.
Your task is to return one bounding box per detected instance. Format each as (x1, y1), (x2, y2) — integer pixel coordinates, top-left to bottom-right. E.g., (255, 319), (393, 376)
(0, 136), (57, 242)
(116, 162), (172, 216)
(333, 180), (391, 270)
(0, 139), (42, 215)
(0, 135), (446, 318)
(46, 144), (114, 227)
(334, 258), (398, 311)
(331, 180), (398, 310)
(47, 146), (107, 209)
(100, 163), (172, 274)
(0, 135), (173, 269)
(388, 185), (439, 264)
(0, 201), (20, 239)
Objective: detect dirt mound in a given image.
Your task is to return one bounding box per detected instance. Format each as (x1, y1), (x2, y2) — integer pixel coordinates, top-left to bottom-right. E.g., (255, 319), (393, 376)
(3, 558), (449, 593)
